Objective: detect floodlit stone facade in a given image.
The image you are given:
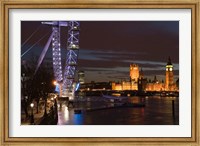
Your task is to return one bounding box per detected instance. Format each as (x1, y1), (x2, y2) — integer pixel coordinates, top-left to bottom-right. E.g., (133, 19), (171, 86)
(112, 57), (178, 92)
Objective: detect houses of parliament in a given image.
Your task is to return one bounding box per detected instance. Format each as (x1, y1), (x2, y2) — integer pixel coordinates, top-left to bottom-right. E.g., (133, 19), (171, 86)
(112, 57), (179, 92)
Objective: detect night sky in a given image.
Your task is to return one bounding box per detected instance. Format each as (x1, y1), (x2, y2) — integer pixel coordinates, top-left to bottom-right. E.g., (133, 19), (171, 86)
(21, 21), (179, 83)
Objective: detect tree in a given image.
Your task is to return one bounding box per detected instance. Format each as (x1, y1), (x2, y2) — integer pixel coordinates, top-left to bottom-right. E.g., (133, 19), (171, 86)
(31, 63), (54, 116)
(21, 63), (33, 118)
(22, 55), (54, 117)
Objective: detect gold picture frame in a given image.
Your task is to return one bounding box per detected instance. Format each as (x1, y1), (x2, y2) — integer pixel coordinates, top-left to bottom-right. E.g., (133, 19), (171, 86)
(0, 0), (199, 145)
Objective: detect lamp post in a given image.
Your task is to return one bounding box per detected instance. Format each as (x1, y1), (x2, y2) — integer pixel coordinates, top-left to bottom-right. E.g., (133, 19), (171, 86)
(22, 73), (25, 96)
(54, 95), (58, 109)
(22, 73), (29, 118)
(41, 82), (48, 117)
(53, 81), (58, 109)
(24, 96), (29, 118)
(30, 103), (34, 124)
(53, 95), (58, 122)
(51, 97), (54, 109)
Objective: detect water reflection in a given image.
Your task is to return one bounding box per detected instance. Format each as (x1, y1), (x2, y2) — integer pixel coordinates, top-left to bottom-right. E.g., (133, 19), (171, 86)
(64, 106), (69, 121)
(57, 96), (179, 125)
(74, 114), (83, 125)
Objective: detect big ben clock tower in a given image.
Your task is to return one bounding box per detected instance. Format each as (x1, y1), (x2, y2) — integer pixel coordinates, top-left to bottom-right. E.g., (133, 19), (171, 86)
(165, 57), (174, 90)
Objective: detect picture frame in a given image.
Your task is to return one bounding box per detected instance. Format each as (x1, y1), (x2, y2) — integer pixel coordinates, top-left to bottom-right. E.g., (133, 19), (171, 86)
(0, 0), (199, 145)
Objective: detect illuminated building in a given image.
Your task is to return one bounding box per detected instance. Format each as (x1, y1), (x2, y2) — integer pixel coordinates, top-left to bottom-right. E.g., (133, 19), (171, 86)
(138, 69), (147, 92)
(165, 57), (174, 90)
(112, 57), (178, 92)
(145, 77), (165, 91)
(78, 71), (85, 84)
(130, 64), (139, 82)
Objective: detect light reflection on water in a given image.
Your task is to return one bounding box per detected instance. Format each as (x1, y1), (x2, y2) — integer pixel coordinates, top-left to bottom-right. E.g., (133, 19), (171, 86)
(64, 106), (69, 121)
(74, 114), (83, 125)
(57, 96), (179, 125)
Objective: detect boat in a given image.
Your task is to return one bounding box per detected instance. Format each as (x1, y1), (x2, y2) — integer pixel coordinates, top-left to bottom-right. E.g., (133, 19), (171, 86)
(102, 94), (128, 102)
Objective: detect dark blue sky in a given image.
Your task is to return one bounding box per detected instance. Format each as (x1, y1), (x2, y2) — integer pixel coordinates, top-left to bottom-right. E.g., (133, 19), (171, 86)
(21, 21), (179, 83)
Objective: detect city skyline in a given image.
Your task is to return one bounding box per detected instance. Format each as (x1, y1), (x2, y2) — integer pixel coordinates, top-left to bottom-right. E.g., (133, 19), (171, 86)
(21, 21), (179, 83)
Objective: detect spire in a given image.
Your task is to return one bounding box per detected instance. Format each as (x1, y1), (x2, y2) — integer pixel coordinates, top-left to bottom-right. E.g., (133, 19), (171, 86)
(167, 56), (172, 65)
(154, 75), (157, 82)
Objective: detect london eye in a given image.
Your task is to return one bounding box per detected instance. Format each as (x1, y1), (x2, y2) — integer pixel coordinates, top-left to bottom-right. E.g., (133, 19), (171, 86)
(21, 21), (80, 100)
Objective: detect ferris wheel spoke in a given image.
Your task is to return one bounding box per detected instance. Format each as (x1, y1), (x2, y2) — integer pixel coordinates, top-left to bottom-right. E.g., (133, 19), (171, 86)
(41, 21), (80, 99)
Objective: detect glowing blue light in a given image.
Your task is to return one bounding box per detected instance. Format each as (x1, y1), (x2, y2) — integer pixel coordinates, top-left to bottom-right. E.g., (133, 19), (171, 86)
(75, 83), (80, 91)
(55, 84), (60, 92)
(74, 114), (83, 125)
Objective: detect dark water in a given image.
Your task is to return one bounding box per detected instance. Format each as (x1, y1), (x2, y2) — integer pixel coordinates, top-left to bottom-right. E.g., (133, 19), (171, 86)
(57, 96), (179, 125)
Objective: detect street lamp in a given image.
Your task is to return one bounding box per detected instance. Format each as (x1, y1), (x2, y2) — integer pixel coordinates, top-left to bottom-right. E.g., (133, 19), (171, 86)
(22, 73), (29, 118)
(22, 73), (26, 97)
(50, 97), (54, 107)
(22, 73), (25, 93)
(25, 96), (28, 100)
(53, 80), (57, 86)
(30, 103), (34, 124)
(24, 96), (29, 118)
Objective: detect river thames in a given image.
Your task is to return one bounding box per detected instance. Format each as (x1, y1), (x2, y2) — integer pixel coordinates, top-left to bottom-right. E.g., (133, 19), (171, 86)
(57, 96), (179, 125)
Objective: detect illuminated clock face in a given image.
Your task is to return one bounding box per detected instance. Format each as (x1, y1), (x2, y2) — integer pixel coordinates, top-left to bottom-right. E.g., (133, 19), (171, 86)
(169, 68), (172, 71)
(166, 68), (168, 71)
